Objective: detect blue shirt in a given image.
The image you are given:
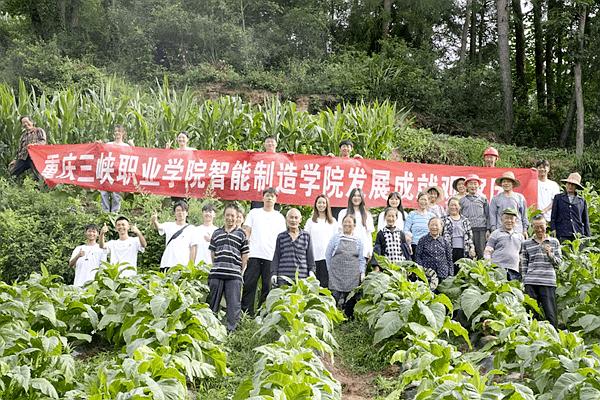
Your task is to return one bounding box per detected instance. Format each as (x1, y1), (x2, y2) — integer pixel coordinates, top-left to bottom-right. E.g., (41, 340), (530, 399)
(404, 210), (436, 244)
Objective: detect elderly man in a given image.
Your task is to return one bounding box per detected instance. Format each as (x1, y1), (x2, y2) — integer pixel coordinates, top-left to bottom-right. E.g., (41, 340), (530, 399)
(521, 214), (562, 327)
(9, 116), (47, 179)
(241, 187), (286, 316)
(484, 208), (525, 281)
(271, 208), (316, 286)
(551, 172), (591, 243)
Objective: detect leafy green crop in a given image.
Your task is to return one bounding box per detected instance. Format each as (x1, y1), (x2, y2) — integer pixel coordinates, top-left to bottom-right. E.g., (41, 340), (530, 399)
(355, 259), (470, 353)
(233, 333), (342, 400)
(255, 276), (344, 356)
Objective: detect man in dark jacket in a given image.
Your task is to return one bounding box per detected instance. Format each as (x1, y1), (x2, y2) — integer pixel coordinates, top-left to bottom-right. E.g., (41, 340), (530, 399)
(550, 172), (591, 243)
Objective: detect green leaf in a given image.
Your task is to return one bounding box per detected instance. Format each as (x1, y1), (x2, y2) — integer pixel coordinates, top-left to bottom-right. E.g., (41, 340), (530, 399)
(460, 288), (491, 320)
(576, 314), (600, 333)
(150, 295), (170, 319)
(373, 311), (403, 344)
(552, 372), (586, 400)
(31, 377), (59, 399)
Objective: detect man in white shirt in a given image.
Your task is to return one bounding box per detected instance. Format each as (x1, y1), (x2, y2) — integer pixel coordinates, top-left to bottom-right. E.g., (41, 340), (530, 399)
(194, 203), (218, 265)
(536, 159), (561, 222)
(69, 224), (107, 287)
(151, 201), (197, 271)
(241, 187), (286, 316)
(99, 216), (147, 277)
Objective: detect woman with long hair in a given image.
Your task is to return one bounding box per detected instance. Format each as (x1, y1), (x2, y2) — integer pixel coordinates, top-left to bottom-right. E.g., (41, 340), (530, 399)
(377, 191), (406, 232)
(337, 188), (374, 260)
(304, 194), (339, 287)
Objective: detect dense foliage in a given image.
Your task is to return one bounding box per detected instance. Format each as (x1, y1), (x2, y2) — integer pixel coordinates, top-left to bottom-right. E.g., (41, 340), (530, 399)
(1, 0), (600, 148)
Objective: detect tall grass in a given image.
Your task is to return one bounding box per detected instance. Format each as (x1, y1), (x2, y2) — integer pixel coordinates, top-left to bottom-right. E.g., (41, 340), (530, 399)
(0, 78), (410, 169)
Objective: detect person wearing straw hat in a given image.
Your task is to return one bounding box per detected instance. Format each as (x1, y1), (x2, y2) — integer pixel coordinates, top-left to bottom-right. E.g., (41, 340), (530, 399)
(426, 185), (446, 218)
(550, 172), (590, 243)
(484, 208), (525, 281)
(489, 171), (529, 238)
(459, 174), (489, 258)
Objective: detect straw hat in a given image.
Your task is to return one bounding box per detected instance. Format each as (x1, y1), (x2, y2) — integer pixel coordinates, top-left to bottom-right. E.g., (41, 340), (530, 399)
(425, 185), (444, 199)
(464, 174), (483, 185)
(561, 172), (584, 189)
(495, 171), (520, 188)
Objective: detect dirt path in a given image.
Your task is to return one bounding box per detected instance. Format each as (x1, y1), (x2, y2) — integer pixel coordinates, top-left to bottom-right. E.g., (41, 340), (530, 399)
(322, 357), (377, 400)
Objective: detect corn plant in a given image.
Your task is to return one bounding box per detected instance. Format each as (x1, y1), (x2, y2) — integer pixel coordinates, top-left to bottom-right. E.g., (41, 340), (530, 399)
(0, 79), (412, 167)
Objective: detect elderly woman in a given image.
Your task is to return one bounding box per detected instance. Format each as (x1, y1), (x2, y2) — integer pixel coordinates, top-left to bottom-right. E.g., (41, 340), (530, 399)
(404, 192), (436, 257)
(325, 214), (365, 318)
(416, 217), (453, 282)
(442, 197), (476, 268)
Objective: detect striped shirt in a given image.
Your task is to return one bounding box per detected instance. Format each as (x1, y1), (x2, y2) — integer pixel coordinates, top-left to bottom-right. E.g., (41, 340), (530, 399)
(208, 227), (249, 281)
(520, 236), (561, 287)
(271, 230), (315, 281)
(459, 194), (489, 229)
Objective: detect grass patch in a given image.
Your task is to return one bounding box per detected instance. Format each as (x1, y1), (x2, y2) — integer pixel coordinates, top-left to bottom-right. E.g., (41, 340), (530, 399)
(334, 319), (389, 374)
(191, 315), (267, 399)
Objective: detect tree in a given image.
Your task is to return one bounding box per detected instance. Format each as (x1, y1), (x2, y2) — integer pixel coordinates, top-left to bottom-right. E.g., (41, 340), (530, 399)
(511, 0), (527, 106)
(497, 0), (513, 138)
(459, 0), (473, 64)
(574, 3), (586, 156)
(532, 0), (545, 109)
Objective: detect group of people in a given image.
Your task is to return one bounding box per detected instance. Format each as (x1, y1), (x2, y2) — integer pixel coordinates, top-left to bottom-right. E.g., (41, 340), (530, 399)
(9, 117), (591, 330)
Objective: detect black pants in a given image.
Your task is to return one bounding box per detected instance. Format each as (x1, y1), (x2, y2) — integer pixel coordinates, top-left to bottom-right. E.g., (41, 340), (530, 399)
(524, 284), (557, 327)
(506, 269), (522, 282)
(331, 290), (359, 319)
(315, 259), (328, 288)
(472, 228), (487, 259)
(10, 157), (41, 180)
(241, 257), (271, 316)
(558, 235), (575, 244)
(208, 278), (242, 332)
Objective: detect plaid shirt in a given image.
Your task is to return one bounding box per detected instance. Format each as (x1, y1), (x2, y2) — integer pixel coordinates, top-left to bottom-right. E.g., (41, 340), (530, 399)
(17, 128), (46, 160)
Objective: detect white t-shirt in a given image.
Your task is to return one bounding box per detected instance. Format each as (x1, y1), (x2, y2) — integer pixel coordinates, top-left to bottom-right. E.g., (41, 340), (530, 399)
(158, 222), (197, 269)
(244, 208), (286, 260)
(337, 208), (374, 258)
(377, 210), (405, 232)
(538, 179), (561, 221)
(105, 237), (145, 277)
(194, 224), (218, 265)
(304, 217), (339, 261)
(70, 244), (107, 287)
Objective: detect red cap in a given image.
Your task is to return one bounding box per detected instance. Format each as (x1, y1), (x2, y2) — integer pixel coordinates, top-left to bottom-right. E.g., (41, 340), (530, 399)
(483, 146), (499, 158)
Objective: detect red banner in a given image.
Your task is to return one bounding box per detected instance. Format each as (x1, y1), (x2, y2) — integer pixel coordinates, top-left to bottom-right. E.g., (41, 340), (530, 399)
(28, 144), (538, 208)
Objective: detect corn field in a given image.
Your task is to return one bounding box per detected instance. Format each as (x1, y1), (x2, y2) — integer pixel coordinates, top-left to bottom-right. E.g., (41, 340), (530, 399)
(0, 78), (411, 170)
